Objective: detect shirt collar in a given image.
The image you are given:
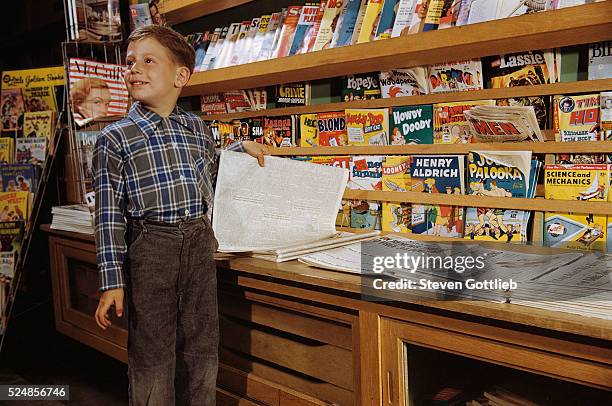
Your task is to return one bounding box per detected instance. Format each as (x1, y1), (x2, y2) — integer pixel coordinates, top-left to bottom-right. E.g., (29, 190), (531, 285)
(128, 102), (196, 139)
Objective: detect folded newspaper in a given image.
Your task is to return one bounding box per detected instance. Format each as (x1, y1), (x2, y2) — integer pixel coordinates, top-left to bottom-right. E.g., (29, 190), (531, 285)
(212, 151), (380, 261)
(464, 105), (544, 142)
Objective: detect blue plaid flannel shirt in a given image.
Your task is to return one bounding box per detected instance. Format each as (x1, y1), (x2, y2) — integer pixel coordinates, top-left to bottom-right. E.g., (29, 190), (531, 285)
(93, 102), (244, 291)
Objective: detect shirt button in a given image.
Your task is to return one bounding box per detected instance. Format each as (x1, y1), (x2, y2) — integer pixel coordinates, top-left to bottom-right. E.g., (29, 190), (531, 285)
(184, 209), (190, 215)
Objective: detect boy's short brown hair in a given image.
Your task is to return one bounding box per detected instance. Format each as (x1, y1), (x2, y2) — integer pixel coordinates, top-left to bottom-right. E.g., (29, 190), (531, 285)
(127, 25), (195, 73)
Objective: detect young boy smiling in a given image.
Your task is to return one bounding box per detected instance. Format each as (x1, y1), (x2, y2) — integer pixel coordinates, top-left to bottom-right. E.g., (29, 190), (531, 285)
(93, 25), (268, 405)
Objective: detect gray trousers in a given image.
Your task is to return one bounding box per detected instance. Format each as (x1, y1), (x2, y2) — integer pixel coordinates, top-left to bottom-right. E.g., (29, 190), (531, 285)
(125, 217), (219, 406)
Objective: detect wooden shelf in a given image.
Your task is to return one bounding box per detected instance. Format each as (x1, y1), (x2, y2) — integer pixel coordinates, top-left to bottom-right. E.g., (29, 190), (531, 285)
(342, 190), (612, 215)
(183, 2), (612, 96)
(159, 0), (256, 25)
(269, 140), (612, 156)
(203, 79), (612, 121)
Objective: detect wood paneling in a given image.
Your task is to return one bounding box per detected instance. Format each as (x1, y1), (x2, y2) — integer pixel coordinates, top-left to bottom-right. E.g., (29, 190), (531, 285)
(159, 0), (256, 25)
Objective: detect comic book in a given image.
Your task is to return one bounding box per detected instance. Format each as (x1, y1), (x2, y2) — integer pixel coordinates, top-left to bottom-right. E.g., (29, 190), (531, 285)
(544, 163), (610, 251)
(379, 68), (428, 97)
(337, 199), (353, 228)
(351, 200), (382, 230)
(22, 111), (54, 139)
(382, 155), (411, 192)
(216, 121), (238, 149)
(553, 94), (601, 141)
(200, 94), (227, 115)
(464, 151), (536, 243)
(588, 41), (611, 80)
(223, 90), (253, 113)
(0, 164), (38, 194)
(345, 108), (389, 146)
(0, 252), (15, 278)
(312, 0), (344, 51)
(1, 89), (25, 131)
(391, 0), (418, 37)
(484, 50), (555, 88)
(68, 58), (129, 126)
(15, 138), (47, 166)
(317, 111), (347, 146)
(433, 100), (495, 144)
(289, 3), (322, 55)
(333, 0), (367, 47)
(349, 155), (384, 190)
(602, 91), (612, 132)
(262, 115), (297, 147)
(342, 73), (381, 101)
(428, 59), (483, 93)
(274, 82), (310, 107)
(608, 215), (612, 253)
(382, 202), (412, 232)
(0, 221), (24, 255)
(391, 105), (434, 144)
(193, 31), (211, 72)
(375, 0), (399, 39)
(23, 86), (57, 112)
(357, 0), (384, 43)
(496, 96), (549, 130)
(0, 138), (14, 164)
(0, 192), (30, 223)
(300, 114), (318, 147)
(410, 155), (465, 237)
(310, 155), (352, 227)
(275, 6), (302, 58)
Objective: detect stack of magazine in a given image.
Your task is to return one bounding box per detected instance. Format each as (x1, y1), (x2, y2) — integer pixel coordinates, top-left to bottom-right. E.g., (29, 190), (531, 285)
(50, 204), (94, 235)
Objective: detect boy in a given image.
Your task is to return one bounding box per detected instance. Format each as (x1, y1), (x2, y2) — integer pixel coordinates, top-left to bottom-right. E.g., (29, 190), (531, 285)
(93, 25), (268, 405)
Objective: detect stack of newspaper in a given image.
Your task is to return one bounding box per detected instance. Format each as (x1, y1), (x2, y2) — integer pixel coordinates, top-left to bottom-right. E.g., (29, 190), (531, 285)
(50, 204), (94, 235)
(464, 105), (544, 142)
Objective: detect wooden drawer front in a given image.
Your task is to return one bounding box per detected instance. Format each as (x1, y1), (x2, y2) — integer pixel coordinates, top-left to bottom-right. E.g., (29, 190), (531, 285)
(218, 290), (355, 405)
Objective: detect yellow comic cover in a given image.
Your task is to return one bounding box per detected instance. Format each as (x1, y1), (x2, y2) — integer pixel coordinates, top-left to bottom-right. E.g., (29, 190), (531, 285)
(382, 202), (411, 233)
(23, 86), (57, 112)
(1, 66), (65, 90)
(0, 191), (30, 222)
(544, 212), (607, 252)
(433, 100), (494, 144)
(345, 108), (389, 146)
(382, 155), (411, 192)
(299, 114), (318, 147)
(23, 111), (54, 139)
(544, 164), (609, 201)
(0, 138), (14, 164)
(553, 94), (601, 141)
(357, 0), (384, 43)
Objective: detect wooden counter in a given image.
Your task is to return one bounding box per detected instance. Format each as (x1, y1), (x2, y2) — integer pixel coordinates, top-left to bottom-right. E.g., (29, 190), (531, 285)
(42, 225), (612, 405)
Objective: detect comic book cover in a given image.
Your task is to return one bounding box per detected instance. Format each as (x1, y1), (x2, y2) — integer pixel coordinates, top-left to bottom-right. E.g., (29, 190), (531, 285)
(382, 202), (411, 232)
(22, 111), (54, 139)
(588, 41), (611, 80)
(275, 6), (302, 58)
(0, 221), (24, 255)
(349, 155), (384, 190)
(608, 216), (612, 253)
(289, 3), (322, 55)
(337, 199), (353, 228)
(200, 94), (226, 115)
(312, 0), (344, 51)
(23, 86), (57, 112)
(464, 105), (544, 142)
(0, 164), (38, 194)
(0, 192), (30, 222)
(464, 151), (535, 243)
(379, 68), (428, 97)
(0, 252), (15, 278)
(15, 138), (47, 166)
(0, 138), (13, 164)
(231, 118), (262, 144)
(382, 155), (411, 192)
(390, 105), (433, 144)
(274, 82), (310, 107)
(496, 96), (549, 130)
(357, 0), (384, 43)
(351, 200), (382, 230)
(205, 121), (221, 149)
(200, 27), (224, 71)
(428, 59), (483, 93)
(410, 155), (465, 237)
(223, 90), (253, 113)
(553, 94), (601, 141)
(602, 91), (612, 132)
(433, 100), (495, 144)
(345, 108), (389, 146)
(317, 111), (347, 146)
(300, 114), (318, 147)
(484, 50), (554, 88)
(1, 89), (25, 131)
(68, 58), (128, 126)
(334, 0), (367, 47)
(310, 155), (352, 226)
(216, 121), (238, 149)
(342, 73), (381, 101)
(375, 0), (399, 39)
(262, 115), (296, 147)
(544, 212), (607, 252)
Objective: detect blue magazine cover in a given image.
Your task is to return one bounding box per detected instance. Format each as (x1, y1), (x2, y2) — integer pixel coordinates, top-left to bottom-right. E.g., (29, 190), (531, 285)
(335, 0), (364, 47)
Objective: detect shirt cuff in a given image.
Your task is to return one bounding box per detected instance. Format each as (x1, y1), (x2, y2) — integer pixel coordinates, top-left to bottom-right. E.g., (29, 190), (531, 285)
(99, 265), (126, 292)
(227, 141), (246, 152)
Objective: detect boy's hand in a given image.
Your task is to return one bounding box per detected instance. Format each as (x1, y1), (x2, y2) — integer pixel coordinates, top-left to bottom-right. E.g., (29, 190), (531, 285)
(95, 288), (124, 330)
(242, 141), (270, 167)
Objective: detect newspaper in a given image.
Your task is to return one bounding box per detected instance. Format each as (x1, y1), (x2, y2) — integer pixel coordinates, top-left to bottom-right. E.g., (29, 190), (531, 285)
(213, 151), (349, 252)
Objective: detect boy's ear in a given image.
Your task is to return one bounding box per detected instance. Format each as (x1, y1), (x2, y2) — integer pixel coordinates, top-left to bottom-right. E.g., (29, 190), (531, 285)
(174, 66), (191, 88)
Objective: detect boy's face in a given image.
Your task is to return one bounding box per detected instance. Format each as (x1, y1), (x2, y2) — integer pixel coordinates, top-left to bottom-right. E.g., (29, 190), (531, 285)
(124, 37), (189, 109)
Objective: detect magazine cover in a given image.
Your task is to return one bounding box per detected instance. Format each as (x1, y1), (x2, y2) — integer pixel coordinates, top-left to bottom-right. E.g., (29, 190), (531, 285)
(317, 111), (347, 146)
(300, 114), (318, 147)
(15, 138), (47, 166)
(390, 0), (418, 36)
(428, 60), (484, 93)
(390, 105), (433, 145)
(23, 86), (57, 112)
(333, 0), (367, 47)
(342, 73), (381, 101)
(349, 155), (384, 190)
(484, 49), (554, 88)
(375, 0), (400, 39)
(337, 199), (353, 228)
(410, 155), (465, 237)
(68, 58), (129, 126)
(275, 6), (302, 58)
(1, 164), (38, 194)
(22, 111), (54, 139)
(0, 221), (24, 255)
(76, 131), (101, 203)
(496, 96), (549, 130)
(200, 94), (227, 115)
(345, 108), (389, 146)
(0, 192), (30, 222)
(0, 138), (14, 164)
(289, 3), (322, 55)
(602, 91), (612, 132)
(588, 41), (611, 80)
(223, 90), (253, 113)
(1, 89), (25, 131)
(275, 82), (309, 107)
(70, 0), (122, 43)
(351, 200), (382, 230)
(379, 68), (428, 97)
(544, 212), (607, 252)
(464, 105), (544, 142)
(433, 100), (494, 144)
(553, 94), (601, 141)
(312, 0), (344, 51)
(262, 116), (297, 147)
(356, 0), (384, 43)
